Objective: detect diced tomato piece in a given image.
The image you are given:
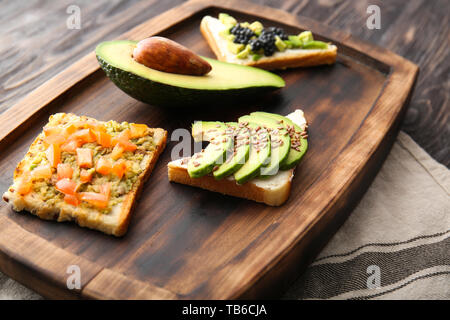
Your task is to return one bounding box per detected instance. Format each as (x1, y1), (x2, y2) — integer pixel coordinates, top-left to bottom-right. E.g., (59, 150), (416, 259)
(44, 133), (66, 147)
(118, 139), (137, 152)
(112, 129), (131, 144)
(111, 144), (124, 160)
(16, 174), (32, 196)
(112, 160), (127, 179)
(130, 123), (148, 138)
(111, 129), (137, 152)
(61, 139), (81, 153)
(76, 148), (93, 168)
(96, 157), (113, 175)
(66, 121), (85, 129)
(95, 130), (112, 148)
(44, 126), (63, 137)
(46, 144), (61, 167)
(63, 123), (77, 136)
(80, 169), (94, 183)
(78, 120), (91, 127)
(31, 164), (52, 180)
(71, 120), (100, 130)
(99, 183), (111, 199)
(57, 163), (73, 180)
(89, 122), (106, 133)
(64, 194), (79, 206)
(79, 192), (108, 209)
(55, 178), (78, 196)
(85, 128), (98, 143)
(70, 129), (96, 144)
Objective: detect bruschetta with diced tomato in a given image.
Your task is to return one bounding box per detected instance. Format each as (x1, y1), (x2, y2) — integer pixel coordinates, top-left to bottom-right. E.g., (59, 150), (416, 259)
(2, 113), (167, 236)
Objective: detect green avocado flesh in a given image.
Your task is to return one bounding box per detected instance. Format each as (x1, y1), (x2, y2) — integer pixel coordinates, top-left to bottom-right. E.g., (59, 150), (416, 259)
(95, 40), (285, 106)
(187, 122), (233, 178)
(233, 122), (271, 184)
(192, 121), (224, 142)
(213, 123), (250, 180)
(191, 121), (250, 180)
(250, 112), (308, 169)
(239, 115), (290, 177)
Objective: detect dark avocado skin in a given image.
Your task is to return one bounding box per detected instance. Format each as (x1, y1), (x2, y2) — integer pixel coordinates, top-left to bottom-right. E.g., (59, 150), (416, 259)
(96, 55), (281, 107)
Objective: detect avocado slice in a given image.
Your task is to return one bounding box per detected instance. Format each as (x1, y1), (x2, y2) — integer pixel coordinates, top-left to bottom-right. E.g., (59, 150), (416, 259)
(239, 115), (291, 176)
(187, 122), (233, 178)
(233, 122), (271, 184)
(192, 122), (250, 180)
(227, 42), (245, 54)
(275, 36), (288, 52)
(250, 111), (308, 170)
(236, 45), (251, 59)
(192, 121), (226, 142)
(96, 40), (285, 106)
(249, 21), (263, 35)
(287, 35), (302, 48)
(218, 13), (237, 28)
(213, 123), (250, 180)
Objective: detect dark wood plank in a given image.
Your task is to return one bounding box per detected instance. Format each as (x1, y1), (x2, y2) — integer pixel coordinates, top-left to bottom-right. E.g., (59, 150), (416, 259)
(288, 0), (449, 166)
(0, 214), (103, 299)
(83, 268), (179, 300)
(0, 0), (417, 299)
(1, 0), (446, 165)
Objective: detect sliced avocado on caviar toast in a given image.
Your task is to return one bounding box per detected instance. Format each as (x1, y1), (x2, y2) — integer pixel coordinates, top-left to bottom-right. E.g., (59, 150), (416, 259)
(188, 122), (233, 178)
(95, 40), (284, 106)
(251, 111), (308, 169)
(239, 115), (291, 177)
(233, 122), (271, 184)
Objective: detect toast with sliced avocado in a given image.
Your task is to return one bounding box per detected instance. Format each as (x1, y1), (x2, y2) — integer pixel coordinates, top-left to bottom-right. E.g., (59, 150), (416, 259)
(168, 109), (308, 206)
(200, 13), (337, 70)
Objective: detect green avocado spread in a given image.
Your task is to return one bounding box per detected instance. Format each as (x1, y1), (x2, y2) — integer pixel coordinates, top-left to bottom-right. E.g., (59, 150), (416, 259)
(28, 118), (155, 213)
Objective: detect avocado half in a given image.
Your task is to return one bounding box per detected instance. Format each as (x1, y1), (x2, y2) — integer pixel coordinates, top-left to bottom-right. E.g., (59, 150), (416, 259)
(95, 40), (285, 106)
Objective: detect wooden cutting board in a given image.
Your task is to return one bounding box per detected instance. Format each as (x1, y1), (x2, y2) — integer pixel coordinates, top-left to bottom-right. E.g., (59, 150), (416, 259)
(0, 0), (418, 299)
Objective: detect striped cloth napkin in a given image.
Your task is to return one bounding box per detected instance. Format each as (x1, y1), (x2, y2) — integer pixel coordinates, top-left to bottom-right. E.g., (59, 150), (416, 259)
(284, 131), (450, 300)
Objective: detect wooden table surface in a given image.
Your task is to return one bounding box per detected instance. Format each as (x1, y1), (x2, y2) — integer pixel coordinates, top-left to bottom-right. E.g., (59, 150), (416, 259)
(1, 0), (448, 168)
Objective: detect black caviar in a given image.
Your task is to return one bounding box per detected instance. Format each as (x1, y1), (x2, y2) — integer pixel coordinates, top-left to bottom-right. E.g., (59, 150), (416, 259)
(230, 24), (256, 44)
(230, 24), (290, 57)
(264, 26), (289, 40)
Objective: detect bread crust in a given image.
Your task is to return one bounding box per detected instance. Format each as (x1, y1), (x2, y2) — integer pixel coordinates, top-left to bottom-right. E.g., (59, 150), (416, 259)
(2, 113), (167, 237)
(115, 128), (167, 236)
(200, 18), (228, 62)
(168, 160), (293, 206)
(200, 17), (337, 70)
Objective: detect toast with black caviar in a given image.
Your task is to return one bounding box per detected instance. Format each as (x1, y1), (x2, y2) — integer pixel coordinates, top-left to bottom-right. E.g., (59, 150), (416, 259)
(200, 13), (337, 70)
(168, 110), (308, 206)
(2, 113), (167, 236)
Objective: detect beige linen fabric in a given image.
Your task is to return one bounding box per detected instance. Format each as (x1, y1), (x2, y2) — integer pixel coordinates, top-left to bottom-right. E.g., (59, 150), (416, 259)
(284, 131), (449, 300)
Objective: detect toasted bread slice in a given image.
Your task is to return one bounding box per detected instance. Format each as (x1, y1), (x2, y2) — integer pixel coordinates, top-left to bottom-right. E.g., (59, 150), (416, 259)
(200, 16), (337, 70)
(168, 159), (294, 206)
(2, 113), (167, 236)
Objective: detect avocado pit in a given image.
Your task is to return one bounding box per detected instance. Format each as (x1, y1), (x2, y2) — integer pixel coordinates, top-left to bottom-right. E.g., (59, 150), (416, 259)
(132, 37), (212, 76)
